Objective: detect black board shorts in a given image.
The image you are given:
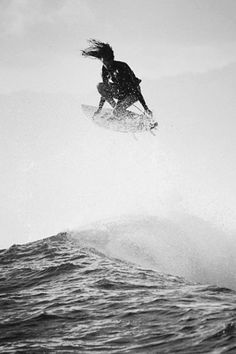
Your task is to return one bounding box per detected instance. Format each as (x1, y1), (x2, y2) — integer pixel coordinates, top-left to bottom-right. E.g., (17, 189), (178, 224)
(108, 82), (140, 101)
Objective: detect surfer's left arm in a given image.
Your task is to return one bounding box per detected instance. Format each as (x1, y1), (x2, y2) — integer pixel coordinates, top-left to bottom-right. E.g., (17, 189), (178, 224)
(133, 87), (153, 117)
(124, 63), (153, 117)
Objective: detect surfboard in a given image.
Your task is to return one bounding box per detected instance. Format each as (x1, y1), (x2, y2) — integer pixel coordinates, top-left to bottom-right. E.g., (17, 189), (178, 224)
(81, 104), (158, 133)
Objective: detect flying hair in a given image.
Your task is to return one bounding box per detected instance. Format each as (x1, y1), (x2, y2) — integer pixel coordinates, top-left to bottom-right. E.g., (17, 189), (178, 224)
(81, 39), (114, 60)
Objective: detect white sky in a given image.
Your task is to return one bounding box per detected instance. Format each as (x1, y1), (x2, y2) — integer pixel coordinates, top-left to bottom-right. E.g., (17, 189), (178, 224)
(1, 0), (236, 248)
(1, 0), (236, 93)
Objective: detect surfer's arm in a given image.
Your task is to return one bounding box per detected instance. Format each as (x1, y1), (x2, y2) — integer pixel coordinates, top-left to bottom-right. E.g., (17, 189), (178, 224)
(135, 88), (148, 110)
(123, 63), (152, 116)
(93, 97), (105, 117)
(134, 87), (152, 116)
(98, 96), (105, 110)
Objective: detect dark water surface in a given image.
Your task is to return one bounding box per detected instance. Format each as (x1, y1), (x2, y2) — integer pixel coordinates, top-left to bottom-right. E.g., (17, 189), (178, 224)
(0, 233), (236, 353)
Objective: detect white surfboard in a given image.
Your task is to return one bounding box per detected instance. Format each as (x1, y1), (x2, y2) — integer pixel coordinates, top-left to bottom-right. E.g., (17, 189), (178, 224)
(81, 104), (158, 133)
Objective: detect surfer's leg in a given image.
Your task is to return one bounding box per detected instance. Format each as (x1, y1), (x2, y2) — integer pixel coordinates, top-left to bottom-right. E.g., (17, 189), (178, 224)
(97, 82), (116, 108)
(113, 94), (138, 116)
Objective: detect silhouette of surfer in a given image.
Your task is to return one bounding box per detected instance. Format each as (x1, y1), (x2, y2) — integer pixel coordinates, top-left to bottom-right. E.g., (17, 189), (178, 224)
(81, 39), (153, 120)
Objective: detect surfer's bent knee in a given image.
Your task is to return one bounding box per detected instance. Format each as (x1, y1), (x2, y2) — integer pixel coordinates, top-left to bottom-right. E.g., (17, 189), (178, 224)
(97, 82), (110, 96)
(97, 82), (104, 95)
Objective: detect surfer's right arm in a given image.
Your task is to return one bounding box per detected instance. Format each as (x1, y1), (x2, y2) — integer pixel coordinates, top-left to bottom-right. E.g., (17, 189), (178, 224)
(93, 97), (105, 117)
(93, 67), (109, 117)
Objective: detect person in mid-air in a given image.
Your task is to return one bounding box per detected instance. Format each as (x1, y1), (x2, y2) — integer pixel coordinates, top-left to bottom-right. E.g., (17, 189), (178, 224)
(81, 39), (153, 118)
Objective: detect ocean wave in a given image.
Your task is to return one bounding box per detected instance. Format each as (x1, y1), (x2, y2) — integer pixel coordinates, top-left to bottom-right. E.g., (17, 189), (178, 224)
(0, 229), (236, 353)
(0, 261), (79, 294)
(71, 215), (236, 291)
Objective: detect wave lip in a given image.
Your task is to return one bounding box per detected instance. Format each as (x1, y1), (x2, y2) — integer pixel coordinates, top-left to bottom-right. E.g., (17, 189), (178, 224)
(71, 215), (236, 291)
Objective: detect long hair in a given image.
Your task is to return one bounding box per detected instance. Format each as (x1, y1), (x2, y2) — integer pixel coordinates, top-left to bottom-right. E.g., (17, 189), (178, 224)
(81, 39), (114, 60)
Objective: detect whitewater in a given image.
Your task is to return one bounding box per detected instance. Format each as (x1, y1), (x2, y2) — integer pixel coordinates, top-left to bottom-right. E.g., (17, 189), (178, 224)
(1, 218), (236, 353)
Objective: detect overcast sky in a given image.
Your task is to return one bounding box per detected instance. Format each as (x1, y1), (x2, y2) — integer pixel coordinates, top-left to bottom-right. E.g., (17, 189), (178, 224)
(1, 0), (236, 93)
(1, 0), (236, 249)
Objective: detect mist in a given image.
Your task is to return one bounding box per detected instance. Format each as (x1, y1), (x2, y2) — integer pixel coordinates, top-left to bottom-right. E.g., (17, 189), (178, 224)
(1, 61), (236, 246)
(71, 213), (236, 291)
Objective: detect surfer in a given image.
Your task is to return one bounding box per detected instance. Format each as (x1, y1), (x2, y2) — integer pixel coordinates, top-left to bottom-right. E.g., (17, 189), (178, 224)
(81, 39), (153, 118)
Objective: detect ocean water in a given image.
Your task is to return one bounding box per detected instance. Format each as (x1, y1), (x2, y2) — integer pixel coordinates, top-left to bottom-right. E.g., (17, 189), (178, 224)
(1, 226), (236, 353)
